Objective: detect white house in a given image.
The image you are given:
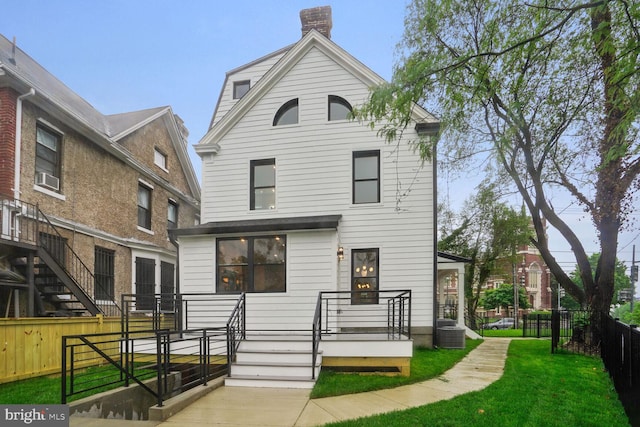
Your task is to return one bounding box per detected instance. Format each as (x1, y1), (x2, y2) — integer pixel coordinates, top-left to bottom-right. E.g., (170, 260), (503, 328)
(171, 7), (443, 387)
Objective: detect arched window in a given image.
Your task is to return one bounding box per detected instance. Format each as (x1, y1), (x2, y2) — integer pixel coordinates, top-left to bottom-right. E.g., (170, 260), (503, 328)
(273, 98), (298, 126)
(328, 95), (352, 121)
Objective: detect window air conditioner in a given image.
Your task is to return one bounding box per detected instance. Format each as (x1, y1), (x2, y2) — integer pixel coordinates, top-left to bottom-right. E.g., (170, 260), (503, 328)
(36, 172), (60, 191)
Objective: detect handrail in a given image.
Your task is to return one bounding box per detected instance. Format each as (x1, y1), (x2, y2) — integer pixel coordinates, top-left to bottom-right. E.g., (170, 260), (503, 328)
(226, 293), (246, 377)
(311, 293), (322, 379)
(0, 194), (121, 316)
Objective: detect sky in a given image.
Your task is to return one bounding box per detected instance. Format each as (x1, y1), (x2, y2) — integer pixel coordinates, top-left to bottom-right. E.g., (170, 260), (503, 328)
(2, 1), (639, 290)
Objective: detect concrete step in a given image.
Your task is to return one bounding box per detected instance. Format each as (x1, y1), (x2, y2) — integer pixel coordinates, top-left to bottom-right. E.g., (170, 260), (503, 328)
(225, 375), (316, 389)
(238, 339), (313, 352)
(236, 348), (322, 364)
(231, 361), (320, 378)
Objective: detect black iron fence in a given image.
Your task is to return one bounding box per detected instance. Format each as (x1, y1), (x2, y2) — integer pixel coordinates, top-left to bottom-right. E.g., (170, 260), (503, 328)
(523, 313), (552, 338)
(600, 315), (640, 424)
(551, 310), (600, 355)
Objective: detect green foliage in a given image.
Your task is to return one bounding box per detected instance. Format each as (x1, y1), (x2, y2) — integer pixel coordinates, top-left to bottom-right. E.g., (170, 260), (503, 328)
(481, 283), (530, 311)
(565, 253), (632, 308)
(438, 186), (531, 319)
(356, 0), (640, 324)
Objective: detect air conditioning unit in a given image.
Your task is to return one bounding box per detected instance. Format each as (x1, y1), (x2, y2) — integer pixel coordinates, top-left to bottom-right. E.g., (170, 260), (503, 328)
(36, 172), (60, 191)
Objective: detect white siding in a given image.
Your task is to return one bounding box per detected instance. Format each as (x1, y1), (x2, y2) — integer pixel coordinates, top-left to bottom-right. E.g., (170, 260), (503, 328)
(190, 43), (435, 330)
(212, 51), (288, 126)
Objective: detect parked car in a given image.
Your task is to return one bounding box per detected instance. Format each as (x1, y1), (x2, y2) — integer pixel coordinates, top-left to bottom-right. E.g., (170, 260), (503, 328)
(484, 318), (515, 330)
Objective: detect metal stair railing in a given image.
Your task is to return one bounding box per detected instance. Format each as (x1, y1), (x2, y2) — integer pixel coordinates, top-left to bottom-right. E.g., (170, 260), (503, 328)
(0, 194), (121, 316)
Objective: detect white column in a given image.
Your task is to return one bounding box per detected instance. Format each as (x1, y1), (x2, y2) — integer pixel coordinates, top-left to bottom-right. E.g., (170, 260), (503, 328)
(457, 265), (465, 328)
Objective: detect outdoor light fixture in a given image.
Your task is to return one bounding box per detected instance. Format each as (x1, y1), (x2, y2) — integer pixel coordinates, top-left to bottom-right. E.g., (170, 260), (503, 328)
(337, 247), (344, 261)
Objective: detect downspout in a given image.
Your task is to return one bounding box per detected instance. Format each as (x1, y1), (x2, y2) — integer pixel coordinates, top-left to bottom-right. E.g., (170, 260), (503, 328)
(432, 141), (439, 348)
(14, 87), (36, 199)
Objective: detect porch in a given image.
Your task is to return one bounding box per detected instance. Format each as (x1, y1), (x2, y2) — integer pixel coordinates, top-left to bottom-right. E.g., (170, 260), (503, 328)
(62, 290), (413, 407)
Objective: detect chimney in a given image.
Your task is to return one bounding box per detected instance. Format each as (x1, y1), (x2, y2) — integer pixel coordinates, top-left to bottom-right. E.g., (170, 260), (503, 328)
(300, 6), (332, 39)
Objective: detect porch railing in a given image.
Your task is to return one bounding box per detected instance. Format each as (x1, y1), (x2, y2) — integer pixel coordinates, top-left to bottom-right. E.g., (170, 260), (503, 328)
(226, 293), (246, 377)
(312, 290), (412, 378)
(1, 194), (120, 316)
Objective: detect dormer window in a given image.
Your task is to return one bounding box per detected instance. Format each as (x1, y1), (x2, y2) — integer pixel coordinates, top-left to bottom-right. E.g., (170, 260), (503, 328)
(233, 80), (250, 99)
(273, 99), (298, 126)
(328, 95), (352, 121)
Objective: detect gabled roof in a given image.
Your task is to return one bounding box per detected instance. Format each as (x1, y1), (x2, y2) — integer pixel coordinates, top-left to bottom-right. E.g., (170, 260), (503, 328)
(195, 29), (439, 156)
(0, 33), (200, 202)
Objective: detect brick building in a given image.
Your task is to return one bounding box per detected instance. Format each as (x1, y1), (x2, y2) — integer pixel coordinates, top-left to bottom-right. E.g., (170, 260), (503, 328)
(0, 34), (200, 317)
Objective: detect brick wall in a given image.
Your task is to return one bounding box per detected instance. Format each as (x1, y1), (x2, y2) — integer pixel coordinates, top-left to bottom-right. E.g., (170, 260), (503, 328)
(0, 87), (17, 196)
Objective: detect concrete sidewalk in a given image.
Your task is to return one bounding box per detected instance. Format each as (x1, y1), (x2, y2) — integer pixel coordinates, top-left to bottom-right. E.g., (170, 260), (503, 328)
(152, 338), (511, 427)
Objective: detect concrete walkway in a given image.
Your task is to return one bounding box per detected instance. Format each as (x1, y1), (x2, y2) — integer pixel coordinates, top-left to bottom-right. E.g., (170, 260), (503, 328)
(152, 338), (511, 427)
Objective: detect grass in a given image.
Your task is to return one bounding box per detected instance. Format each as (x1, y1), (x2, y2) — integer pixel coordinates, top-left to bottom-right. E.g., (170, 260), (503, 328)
(0, 364), (155, 404)
(311, 339), (483, 398)
(323, 340), (630, 427)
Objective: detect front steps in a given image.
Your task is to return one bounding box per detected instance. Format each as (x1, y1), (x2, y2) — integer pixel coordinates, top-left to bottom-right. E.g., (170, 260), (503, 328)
(225, 338), (321, 389)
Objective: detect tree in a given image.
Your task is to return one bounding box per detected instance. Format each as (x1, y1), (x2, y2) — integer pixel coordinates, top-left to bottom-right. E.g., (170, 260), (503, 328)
(563, 253), (632, 309)
(481, 283), (530, 314)
(355, 1), (640, 341)
(438, 186), (531, 327)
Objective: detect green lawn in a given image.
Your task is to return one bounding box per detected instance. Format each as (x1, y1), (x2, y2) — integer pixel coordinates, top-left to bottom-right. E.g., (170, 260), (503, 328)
(323, 340), (629, 427)
(0, 364), (155, 404)
(311, 339), (482, 398)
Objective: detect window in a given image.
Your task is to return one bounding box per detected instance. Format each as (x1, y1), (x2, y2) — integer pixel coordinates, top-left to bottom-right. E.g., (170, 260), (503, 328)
(273, 98), (298, 126)
(137, 184), (152, 229)
(94, 247), (115, 301)
(250, 159), (276, 210)
(154, 149), (167, 169)
(160, 261), (175, 311)
(351, 248), (379, 304)
(353, 151), (380, 204)
(35, 125), (62, 191)
(168, 200), (178, 229)
(328, 95), (352, 121)
(135, 257), (155, 310)
(217, 236), (286, 293)
(233, 80), (250, 99)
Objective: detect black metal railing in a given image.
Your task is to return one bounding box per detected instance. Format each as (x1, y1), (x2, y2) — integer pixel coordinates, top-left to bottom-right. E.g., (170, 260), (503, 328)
(226, 293), (246, 377)
(61, 327), (228, 406)
(437, 303), (458, 320)
(311, 290), (411, 378)
(62, 293), (244, 406)
(121, 293), (244, 334)
(0, 194), (120, 316)
(311, 294), (323, 380)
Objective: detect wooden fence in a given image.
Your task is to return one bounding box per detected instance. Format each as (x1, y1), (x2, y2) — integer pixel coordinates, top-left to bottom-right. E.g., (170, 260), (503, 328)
(0, 316), (126, 384)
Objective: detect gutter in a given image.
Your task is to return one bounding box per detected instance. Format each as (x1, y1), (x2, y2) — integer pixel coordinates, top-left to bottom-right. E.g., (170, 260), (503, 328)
(14, 87), (36, 199)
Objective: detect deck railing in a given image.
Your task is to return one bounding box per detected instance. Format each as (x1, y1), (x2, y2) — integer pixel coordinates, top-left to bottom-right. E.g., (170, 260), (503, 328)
(312, 290), (412, 378)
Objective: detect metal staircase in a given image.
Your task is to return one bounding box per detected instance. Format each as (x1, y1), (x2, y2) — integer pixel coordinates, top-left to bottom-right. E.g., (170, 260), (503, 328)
(0, 195), (120, 317)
